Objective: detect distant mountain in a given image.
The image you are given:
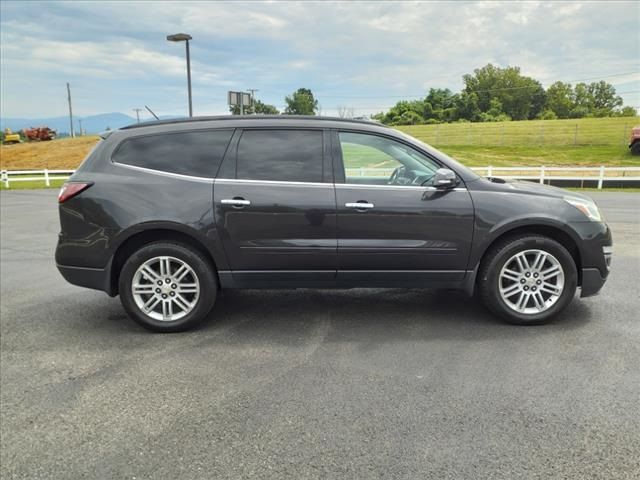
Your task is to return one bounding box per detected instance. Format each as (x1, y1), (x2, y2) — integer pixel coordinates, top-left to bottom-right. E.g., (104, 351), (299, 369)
(0, 113), (138, 134)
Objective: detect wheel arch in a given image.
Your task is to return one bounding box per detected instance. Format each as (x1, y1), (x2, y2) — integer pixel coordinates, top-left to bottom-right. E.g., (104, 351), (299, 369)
(466, 220), (584, 296)
(109, 224), (223, 295)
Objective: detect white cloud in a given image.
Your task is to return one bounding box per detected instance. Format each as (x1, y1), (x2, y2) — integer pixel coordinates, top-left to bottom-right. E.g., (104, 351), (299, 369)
(1, 0), (638, 117)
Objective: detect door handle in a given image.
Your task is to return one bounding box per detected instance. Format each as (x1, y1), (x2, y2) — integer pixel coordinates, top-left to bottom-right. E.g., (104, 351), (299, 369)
(345, 202), (374, 210)
(221, 198), (251, 207)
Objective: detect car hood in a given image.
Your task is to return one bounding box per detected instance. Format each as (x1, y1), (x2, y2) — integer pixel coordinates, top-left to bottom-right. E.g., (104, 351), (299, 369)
(485, 177), (591, 201)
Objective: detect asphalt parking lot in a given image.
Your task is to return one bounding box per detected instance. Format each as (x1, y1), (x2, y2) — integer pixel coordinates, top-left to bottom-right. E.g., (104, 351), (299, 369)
(1, 189), (639, 479)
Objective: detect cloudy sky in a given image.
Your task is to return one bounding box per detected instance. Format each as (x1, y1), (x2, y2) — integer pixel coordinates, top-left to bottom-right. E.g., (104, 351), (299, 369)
(1, 0), (639, 120)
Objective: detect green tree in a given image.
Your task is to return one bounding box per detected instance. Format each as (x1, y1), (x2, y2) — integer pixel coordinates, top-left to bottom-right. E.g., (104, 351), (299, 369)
(536, 109), (558, 120)
(571, 83), (592, 117)
(545, 81), (574, 118)
(463, 63), (545, 120)
(373, 100), (425, 125)
(618, 106), (638, 117)
(423, 88), (456, 121)
(588, 80), (623, 117)
(479, 98), (512, 122)
(284, 88), (318, 115)
(230, 99), (279, 115)
(453, 91), (481, 122)
(397, 111), (423, 125)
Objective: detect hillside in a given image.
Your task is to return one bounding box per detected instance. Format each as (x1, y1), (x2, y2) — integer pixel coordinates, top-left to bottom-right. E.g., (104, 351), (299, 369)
(1, 117), (639, 171)
(0, 113), (136, 135)
(0, 136), (100, 170)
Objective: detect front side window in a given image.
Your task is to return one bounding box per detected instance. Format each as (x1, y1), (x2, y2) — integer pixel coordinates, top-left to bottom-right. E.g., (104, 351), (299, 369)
(113, 130), (233, 178)
(339, 131), (441, 186)
(236, 130), (323, 182)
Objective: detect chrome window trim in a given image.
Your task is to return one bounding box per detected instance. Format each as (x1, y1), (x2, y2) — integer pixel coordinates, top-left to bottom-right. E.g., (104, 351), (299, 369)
(112, 162), (214, 183)
(338, 183), (467, 192)
(215, 178), (467, 191)
(108, 166), (469, 192)
(215, 178), (331, 188)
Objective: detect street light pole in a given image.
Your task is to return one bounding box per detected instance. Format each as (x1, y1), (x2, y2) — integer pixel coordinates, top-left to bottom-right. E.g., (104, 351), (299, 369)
(167, 33), (193, 117)
(185, 39), (192, 117)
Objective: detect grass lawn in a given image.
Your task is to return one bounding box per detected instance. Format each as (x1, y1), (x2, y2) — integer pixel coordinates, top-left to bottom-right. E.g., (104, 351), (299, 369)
(398, 116), (640, 147)
(0, 178), (67, 190)
(0, 118), (638, 174)
(439, 145), (638, 167)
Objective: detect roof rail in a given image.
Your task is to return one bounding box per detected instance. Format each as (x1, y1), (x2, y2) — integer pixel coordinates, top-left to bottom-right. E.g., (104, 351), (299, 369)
(119, 115), (385, 130)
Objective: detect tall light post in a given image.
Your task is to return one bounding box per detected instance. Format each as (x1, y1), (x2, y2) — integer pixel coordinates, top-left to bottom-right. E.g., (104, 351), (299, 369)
(166, 33), (193, 117)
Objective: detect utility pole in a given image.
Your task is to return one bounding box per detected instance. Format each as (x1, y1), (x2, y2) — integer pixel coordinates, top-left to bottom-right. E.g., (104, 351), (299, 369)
(247, 89), (258, 114)
(66, 82), (75, 138)
(132, 108), (143, 123)
(78, 119), (83, 136)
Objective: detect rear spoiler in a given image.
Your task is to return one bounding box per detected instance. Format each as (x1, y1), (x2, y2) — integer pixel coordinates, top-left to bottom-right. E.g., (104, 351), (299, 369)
(99, 130), (114, 140)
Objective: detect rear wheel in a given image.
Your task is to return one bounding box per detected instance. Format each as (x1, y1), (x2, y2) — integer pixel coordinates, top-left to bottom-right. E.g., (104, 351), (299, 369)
(118, 242), (217, 332)
(631, 141), (640, 155)
(479, 235), (577, 325)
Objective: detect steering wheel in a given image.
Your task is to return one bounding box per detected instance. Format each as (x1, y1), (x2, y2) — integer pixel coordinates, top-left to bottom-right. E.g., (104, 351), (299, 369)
(388, 166), (404, 185)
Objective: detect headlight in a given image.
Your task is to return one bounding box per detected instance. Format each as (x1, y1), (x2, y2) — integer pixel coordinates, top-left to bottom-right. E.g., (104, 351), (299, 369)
(563, 196), (603, 222)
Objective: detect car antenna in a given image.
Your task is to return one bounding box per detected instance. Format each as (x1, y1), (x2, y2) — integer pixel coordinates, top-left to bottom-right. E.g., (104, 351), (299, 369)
(145, 105), (160, 120)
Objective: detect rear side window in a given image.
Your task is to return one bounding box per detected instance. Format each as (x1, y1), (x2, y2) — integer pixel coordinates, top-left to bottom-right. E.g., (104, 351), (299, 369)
(113, 130), (233, 178)
(236, 130), (323, 182)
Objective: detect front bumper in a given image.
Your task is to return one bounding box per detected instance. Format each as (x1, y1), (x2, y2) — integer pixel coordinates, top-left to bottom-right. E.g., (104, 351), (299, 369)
(580, 267), (609, 297)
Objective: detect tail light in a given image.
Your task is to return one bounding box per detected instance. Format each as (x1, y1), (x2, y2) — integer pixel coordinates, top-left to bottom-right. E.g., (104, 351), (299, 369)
(58, 182), (93, 203)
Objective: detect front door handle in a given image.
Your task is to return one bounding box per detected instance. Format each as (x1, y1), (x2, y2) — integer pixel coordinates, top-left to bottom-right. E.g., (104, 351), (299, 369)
(345, 201), (374, 210)
(221, 198), (251, 207)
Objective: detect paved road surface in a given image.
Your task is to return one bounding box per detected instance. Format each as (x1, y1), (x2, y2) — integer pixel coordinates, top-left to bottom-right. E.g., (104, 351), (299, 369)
(1, 190), (639, 479)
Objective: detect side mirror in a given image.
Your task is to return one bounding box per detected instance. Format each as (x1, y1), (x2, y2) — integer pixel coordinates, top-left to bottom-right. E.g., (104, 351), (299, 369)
(433, 168), (457, 189)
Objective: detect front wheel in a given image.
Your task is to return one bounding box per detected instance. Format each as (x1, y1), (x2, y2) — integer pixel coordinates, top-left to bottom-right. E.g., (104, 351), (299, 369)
(479, 235), (577, 325)
(118, 242), (218, 332)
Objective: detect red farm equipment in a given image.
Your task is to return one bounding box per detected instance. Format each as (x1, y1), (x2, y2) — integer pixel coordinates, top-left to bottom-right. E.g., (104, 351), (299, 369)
(23, 127), (57, 141)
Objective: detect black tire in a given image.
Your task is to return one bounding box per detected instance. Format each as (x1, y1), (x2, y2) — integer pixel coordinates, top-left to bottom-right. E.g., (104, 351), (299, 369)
(478, 235), (577, 325)
(118, 242), (217, 332)
(631, 141), (640, 156)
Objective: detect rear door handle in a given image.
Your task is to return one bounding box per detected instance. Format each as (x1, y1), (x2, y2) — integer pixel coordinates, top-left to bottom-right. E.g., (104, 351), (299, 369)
(221, 198), (251, 207)
(345, 202), (374, 210)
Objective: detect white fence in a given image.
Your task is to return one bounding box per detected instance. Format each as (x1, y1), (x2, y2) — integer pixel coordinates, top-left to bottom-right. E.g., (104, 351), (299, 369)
(2, 167), (640, 190)
(346, 166), (640, 189)
(1, 169), (76, 188)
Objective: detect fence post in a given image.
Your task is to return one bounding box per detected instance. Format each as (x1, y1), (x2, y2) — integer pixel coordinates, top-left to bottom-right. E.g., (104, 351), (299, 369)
(359, 167), (364, 177)
(597, 166), (605, 190)
(44, 168), (50, 187)
(539, 165), (545, 184)
(574, 124), (578, 146)
(487, 165), (493, 178)
(1, 170), (9, 189)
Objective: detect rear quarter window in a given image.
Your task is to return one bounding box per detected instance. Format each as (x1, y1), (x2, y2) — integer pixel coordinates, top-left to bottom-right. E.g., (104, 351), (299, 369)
(112, 130), (233, 178)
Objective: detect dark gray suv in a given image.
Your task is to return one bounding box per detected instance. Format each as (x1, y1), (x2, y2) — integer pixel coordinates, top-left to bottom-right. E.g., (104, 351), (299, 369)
(55, 116), (612, 332)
